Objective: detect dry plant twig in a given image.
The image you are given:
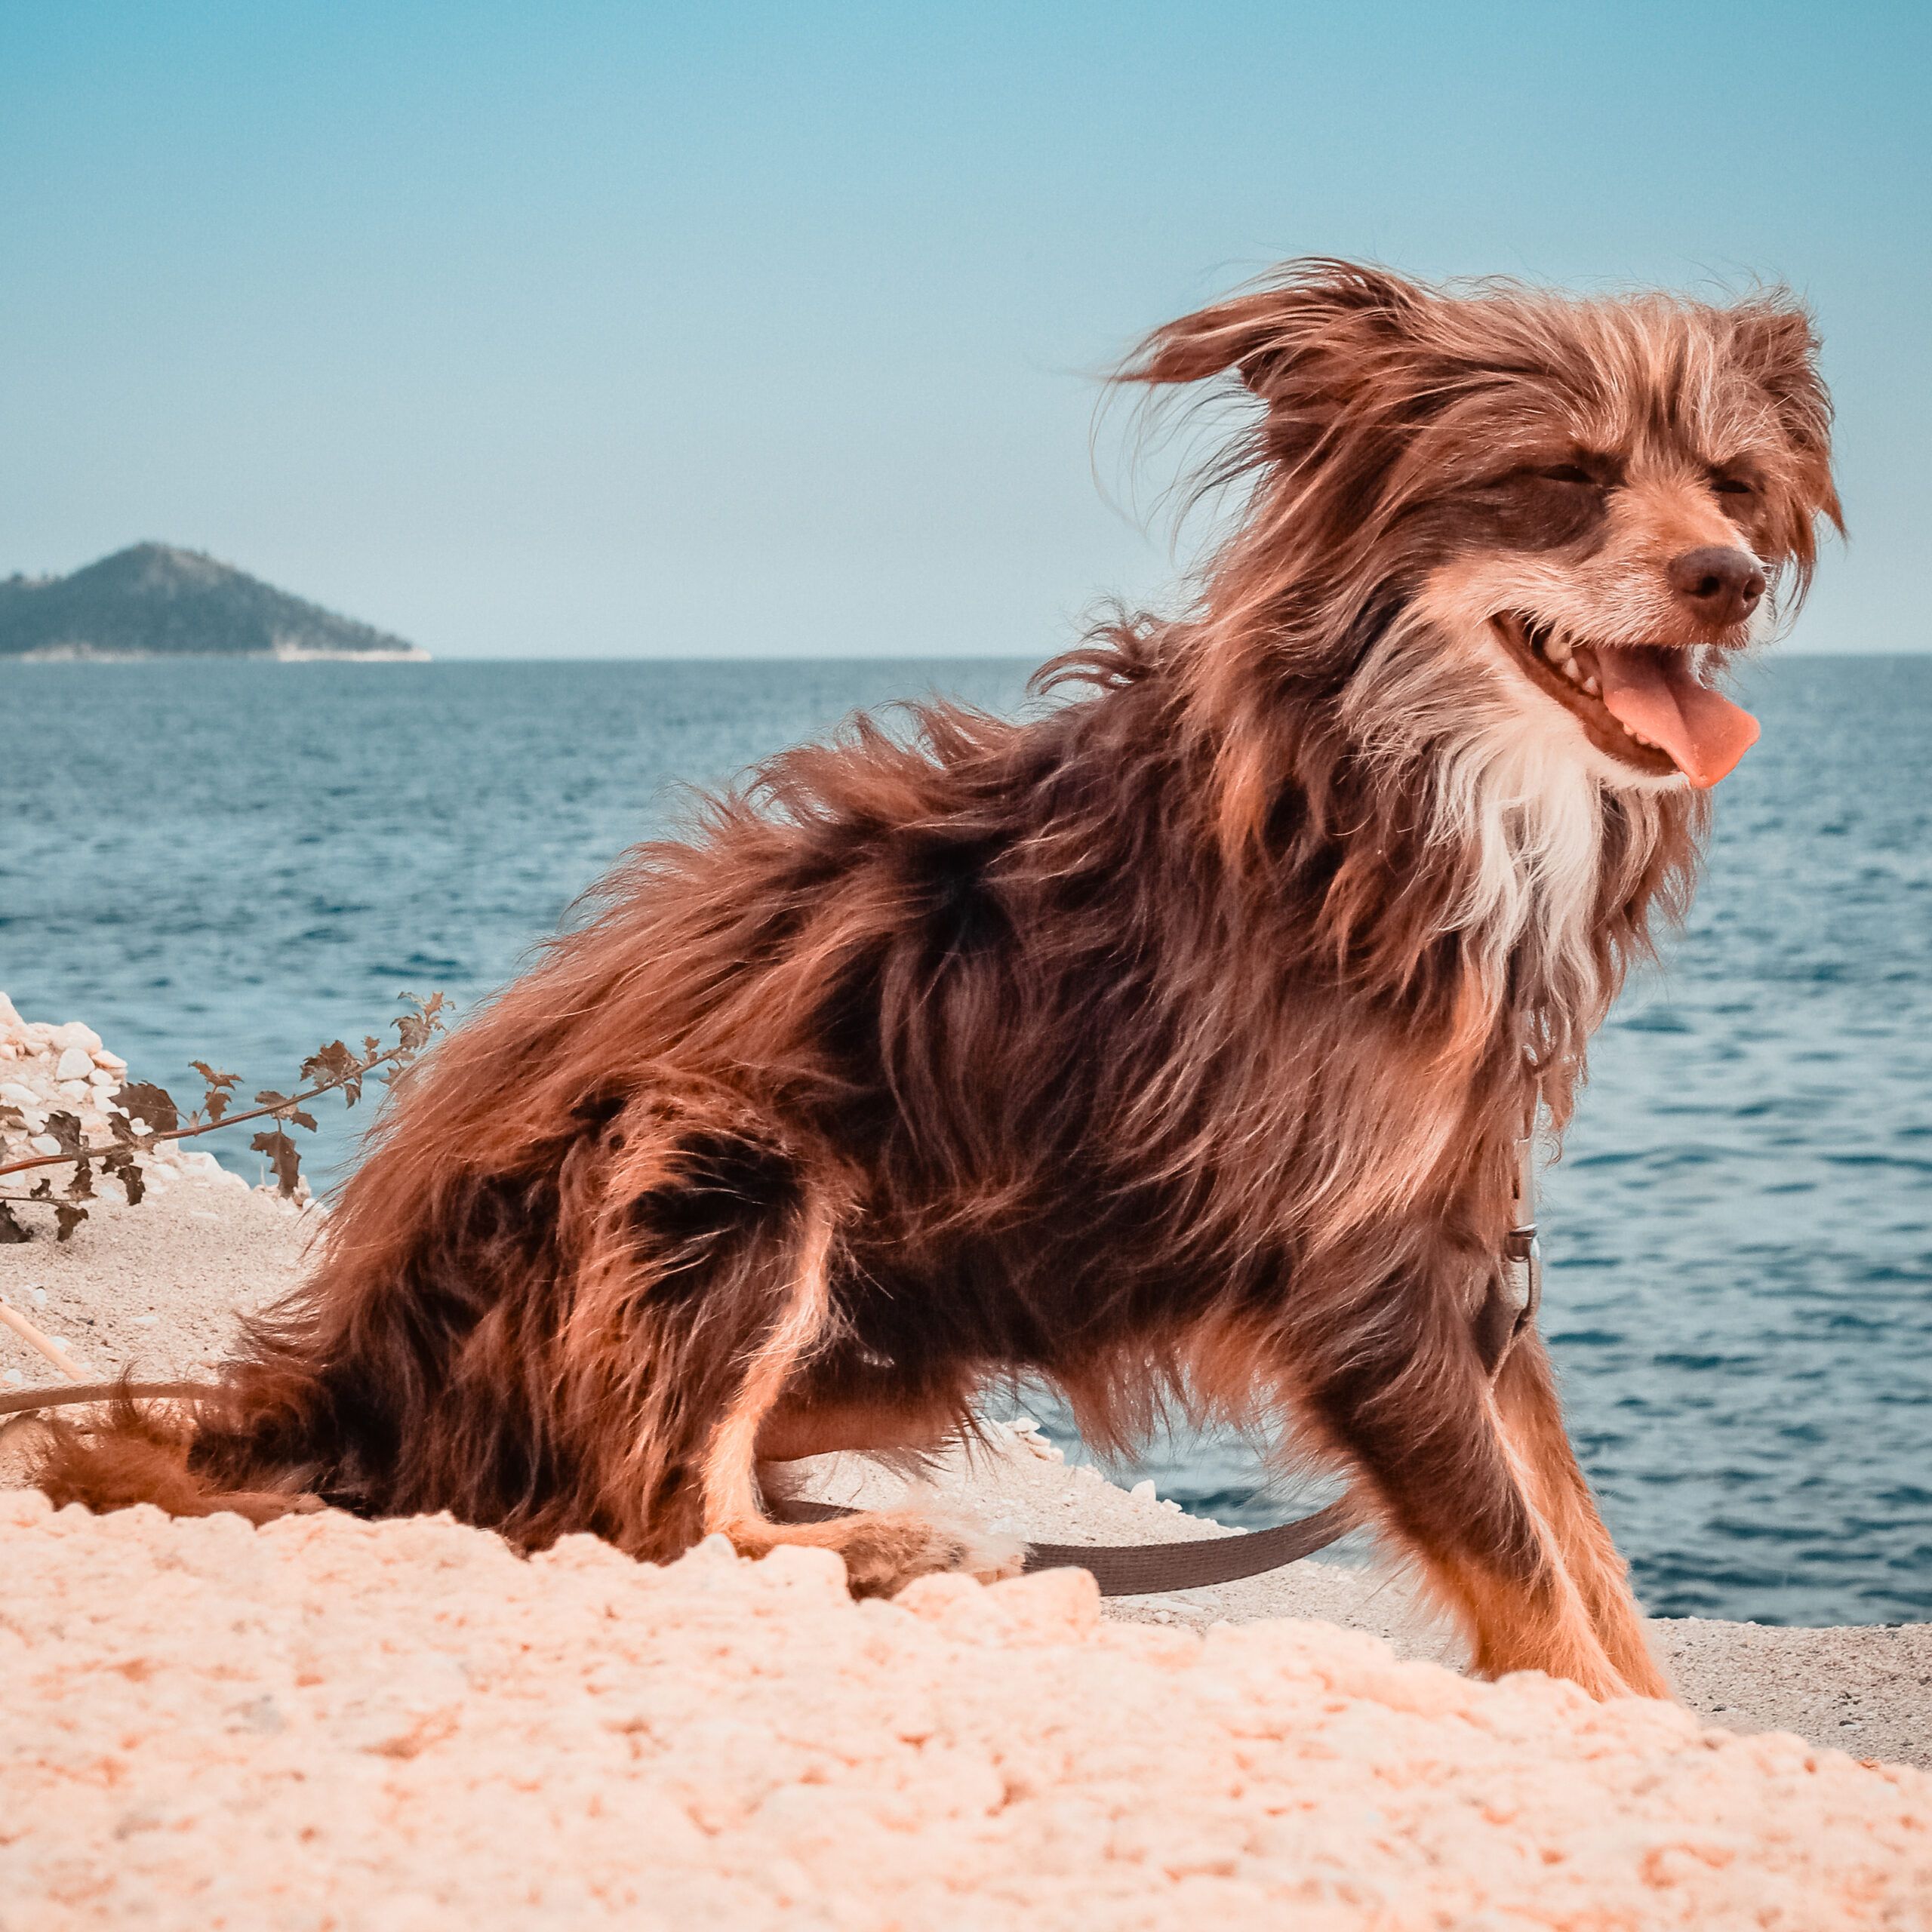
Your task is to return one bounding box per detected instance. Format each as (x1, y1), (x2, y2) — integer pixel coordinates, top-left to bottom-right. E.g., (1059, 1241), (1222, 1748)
(0, 1298), (89, 1379)
(0, 992), (448, 1243)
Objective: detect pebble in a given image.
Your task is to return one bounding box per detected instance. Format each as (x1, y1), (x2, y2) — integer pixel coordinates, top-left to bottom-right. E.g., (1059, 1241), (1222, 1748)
(0, 1008), (202, 1197)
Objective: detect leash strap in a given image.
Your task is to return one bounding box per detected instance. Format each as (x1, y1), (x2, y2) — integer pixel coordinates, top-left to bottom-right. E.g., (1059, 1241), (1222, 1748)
(775, 1491), (1358, 1595)
(0, 1377), (208, 1421)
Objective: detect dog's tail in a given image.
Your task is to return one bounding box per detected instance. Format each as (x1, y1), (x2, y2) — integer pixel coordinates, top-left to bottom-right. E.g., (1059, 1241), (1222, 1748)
(30, 1367), (331, 1527)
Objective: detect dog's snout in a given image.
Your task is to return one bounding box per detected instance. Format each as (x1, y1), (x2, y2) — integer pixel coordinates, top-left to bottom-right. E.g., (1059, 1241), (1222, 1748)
(1666, 546), (1766, 626)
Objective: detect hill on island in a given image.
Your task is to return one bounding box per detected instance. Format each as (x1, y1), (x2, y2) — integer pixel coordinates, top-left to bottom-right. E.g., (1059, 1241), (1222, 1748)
(0, 544), (428, 660)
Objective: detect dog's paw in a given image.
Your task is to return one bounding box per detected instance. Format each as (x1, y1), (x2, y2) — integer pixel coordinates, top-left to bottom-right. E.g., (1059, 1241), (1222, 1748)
(927, 1509), (1026, 1587)
(824, 1508), (1022, 1598)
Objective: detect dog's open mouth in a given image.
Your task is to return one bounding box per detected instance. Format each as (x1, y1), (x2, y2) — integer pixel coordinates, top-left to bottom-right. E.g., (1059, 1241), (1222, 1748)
(1492, 614), (1761, 789)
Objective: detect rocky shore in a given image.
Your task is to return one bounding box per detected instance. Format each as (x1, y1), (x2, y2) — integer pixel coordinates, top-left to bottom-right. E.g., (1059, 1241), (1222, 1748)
(2, 1001), (1929, 1924)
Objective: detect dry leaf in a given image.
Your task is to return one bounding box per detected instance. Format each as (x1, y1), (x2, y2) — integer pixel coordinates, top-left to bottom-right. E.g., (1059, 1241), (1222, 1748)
(117, 1083), (180, 1134)
(102, 1146), (145, 1206)
(251, 1128), (302, 1198)
(191, 1061), (239, 1124)
(300, 1040), (365, 1107)
(394, 991), (448, 1056)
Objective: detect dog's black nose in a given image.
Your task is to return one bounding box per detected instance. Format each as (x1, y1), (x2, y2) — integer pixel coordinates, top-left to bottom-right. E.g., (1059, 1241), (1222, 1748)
(1666, 546), (1767, 627)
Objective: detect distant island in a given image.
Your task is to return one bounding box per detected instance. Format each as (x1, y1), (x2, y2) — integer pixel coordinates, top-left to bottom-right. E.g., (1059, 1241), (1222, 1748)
(0, 544), (429, 661)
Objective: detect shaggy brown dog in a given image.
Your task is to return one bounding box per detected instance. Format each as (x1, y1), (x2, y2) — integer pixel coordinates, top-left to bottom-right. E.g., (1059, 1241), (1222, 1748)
(43, 260), (1841, 1700)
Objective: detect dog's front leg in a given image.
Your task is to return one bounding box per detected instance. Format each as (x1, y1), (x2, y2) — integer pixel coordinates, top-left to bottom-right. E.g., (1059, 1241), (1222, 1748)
(1292, 1248), (1654, 1700)
(1487, 1333), (1671, 1698)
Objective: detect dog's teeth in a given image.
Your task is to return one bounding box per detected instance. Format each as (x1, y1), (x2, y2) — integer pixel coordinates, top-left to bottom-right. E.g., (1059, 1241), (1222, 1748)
(1582, 674), (1601, 696)
(1546, 632), (1574, 665)
(1561, 657), (1585, 685)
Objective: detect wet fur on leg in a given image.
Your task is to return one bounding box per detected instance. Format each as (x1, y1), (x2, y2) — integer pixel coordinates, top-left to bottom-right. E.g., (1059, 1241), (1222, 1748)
(35, 261), (1840, 1684)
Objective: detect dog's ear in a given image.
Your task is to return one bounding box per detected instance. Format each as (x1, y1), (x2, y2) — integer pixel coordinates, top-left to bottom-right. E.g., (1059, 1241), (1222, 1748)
(1725, 296), (1844, 537)
(1119, 259), (1429, 403)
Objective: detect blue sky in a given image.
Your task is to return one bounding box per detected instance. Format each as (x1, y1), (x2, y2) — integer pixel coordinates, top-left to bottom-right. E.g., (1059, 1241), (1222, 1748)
(2, 2), (1924, 658)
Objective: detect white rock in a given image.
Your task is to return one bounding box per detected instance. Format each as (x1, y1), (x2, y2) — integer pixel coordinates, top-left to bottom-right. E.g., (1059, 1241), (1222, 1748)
(1130, 1479), (1158, 1503)
(48, 1022), (103, 1054)
(57, 1081), (92, 1105)
(1, 1081), (40, 1110)
(90, 1049), (127, 1072)
(54, 1047), (94, 1083)
(0, 991), (21, 1029)
(28, 1134), (60, 1157)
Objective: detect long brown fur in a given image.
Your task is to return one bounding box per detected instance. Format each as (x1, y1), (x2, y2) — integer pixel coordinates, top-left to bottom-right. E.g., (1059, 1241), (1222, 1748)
(40, 260), (1841, 1697)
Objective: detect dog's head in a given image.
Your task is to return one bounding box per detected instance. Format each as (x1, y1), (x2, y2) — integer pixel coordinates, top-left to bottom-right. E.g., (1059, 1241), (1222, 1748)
(1125, 260), (1843, 796)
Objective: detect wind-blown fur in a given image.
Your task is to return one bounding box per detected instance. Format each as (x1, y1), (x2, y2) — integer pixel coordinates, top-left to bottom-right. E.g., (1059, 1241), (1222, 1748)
(42, 260), (1841, 1697)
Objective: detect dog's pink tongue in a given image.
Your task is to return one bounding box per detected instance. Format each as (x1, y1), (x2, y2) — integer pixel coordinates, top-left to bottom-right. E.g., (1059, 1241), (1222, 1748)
(1593, 646), (1760, 788)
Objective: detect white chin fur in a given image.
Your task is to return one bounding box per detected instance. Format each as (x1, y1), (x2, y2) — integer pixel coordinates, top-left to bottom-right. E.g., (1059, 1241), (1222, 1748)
(1343, 612), (1683, 1044)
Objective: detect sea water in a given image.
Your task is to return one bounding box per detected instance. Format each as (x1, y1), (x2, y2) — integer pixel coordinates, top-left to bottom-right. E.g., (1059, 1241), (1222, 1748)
(2, 655), (1927, 1623)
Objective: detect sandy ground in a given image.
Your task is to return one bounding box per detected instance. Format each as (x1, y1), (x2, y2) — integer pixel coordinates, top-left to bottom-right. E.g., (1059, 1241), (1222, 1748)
(6, 1490), (1929, 1932)
(3, 1003), (1930, 1923)
(5, 1143), (1927, 1773)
